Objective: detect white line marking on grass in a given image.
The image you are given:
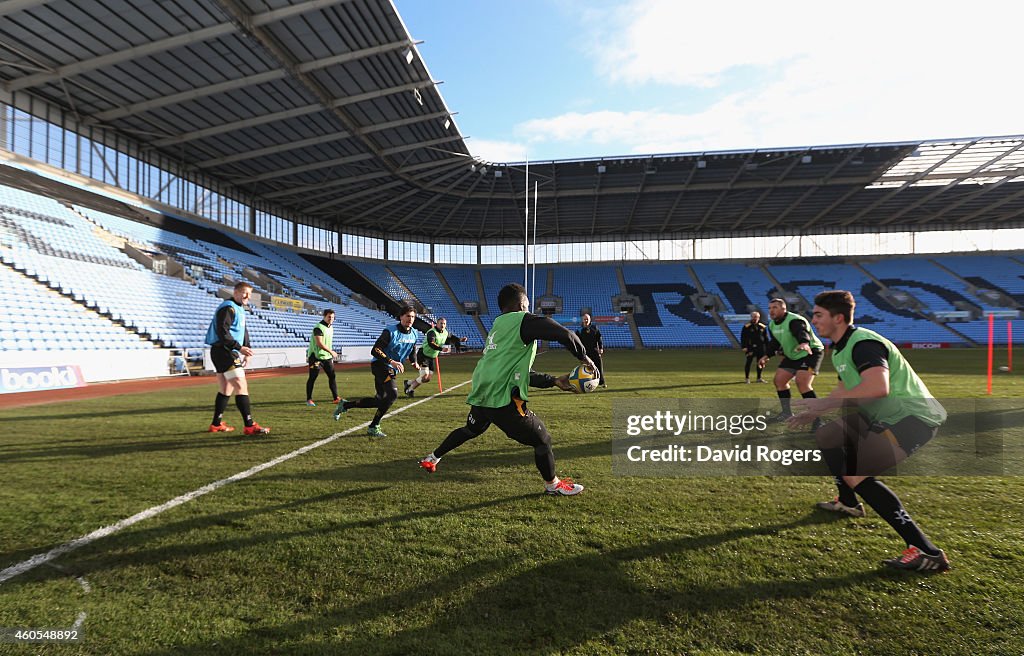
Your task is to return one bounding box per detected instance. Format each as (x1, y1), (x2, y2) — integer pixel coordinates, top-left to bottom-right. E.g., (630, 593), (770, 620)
(0, 380), (471, 586)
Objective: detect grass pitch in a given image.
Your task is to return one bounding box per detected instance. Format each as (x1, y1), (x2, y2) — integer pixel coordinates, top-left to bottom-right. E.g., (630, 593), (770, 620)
(1, 349), (1022, 655)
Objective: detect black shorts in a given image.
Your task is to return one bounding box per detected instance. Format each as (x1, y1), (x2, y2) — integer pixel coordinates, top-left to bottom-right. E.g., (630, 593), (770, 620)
(308, 356), (335, 375)
(869, 414), (939, 457)
(415, 350), (438, 371)
(779, 349), (823, 374)
(464, 396), (551, 450)
(210, 346), (242, 374)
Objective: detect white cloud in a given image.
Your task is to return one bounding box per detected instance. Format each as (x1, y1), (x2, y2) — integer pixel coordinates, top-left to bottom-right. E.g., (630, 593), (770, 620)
(467, 138), (529, 163)
(524, 0), (1024, 156)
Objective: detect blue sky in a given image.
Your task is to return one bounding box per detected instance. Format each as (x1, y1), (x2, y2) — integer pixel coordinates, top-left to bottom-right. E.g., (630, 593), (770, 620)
(396, 0), (1024, 164)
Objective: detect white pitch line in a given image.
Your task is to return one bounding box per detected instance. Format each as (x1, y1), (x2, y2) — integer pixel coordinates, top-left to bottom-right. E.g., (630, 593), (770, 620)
(0, 379), (471, 586)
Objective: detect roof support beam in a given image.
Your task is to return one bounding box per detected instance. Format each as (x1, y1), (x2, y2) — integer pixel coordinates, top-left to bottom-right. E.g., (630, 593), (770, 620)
(358, 110), (452, 135)
(304, 180), (406, 213)
(262, 170), (392, 200)
(235, 152), (376, 184)
(838, 142), (976, 227)
(94, 39), (416, 121)
(6, 0), (352, 91)
(151, 80), (436, 147)
(658, 162), (701, 232)
(954, 182), (1024, 224)
(879, 143), (1024, 226)
(775, 148), (868, 230)
(302, 158), (469, 211)
(730, 151), (806, 230)
(694, 152), (755, 231)
(195, 132), (351, 169)
(0, 0), (50, 19)
(380, 135), (465, 157)
(261, 156), (466, 202)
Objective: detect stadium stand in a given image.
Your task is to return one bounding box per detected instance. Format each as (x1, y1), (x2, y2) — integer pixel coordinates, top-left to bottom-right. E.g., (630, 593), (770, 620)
(0, 263), (151, 351)
(767, 263), (963, 344)
(862, 258), (999, 344)
(5, 180), (1024, 356)
(551, 265), (633, 348)
(387, 264), (483, 349)
(623, 264), (732, 347)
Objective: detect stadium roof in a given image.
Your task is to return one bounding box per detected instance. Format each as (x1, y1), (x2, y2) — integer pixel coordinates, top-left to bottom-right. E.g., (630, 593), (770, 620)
(2, 0), (1024, 241)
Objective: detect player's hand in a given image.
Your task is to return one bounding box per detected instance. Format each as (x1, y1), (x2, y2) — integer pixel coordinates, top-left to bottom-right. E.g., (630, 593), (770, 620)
(239, 346), (254, 357)
(742, 348), (748, 353)
(554, 374), (580, 394)
(791, 396), (832, 415)
(460, 336), (468, 342)
(795, 342), (813, 355)
(330, 350), (338, 359)
(758, 356), (768, 368)
(582, 355), (597, 371)
(391, 360), (405, 374)
(598, 348), (604, 355)
(786, 411), (818, 428)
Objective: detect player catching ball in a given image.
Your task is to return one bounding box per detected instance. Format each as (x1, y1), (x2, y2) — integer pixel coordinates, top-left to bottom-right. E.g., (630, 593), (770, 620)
(418, 283), (595, 496)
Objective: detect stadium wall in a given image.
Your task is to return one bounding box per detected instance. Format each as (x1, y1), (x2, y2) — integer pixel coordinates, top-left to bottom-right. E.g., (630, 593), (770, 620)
(201, 346), (373, 373)
(0, 349), (174, 387)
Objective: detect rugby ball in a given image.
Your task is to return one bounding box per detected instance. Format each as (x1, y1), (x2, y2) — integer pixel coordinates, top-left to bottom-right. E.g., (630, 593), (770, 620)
(568, 363), (600, 393)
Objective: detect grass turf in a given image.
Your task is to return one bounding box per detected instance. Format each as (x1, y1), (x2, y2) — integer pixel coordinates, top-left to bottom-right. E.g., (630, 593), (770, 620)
(0, 349), (1022, 655)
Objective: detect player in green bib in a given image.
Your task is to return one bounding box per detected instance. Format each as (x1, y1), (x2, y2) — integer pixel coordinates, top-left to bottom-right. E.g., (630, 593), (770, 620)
(417, 283), (596, 496)
(758, 298), (825, 422)
(404, 317), (467, 397)
(788, 290), (950, 572)
(305, 309), (339, 406)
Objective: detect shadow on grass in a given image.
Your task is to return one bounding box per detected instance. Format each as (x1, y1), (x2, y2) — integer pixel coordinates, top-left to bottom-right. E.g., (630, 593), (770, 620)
(0, 432), (276, 462)
(0, 405), (213, 422)
(256, 437), (615, 485)
(136, 512), (887, 656)
(1, 489), (534, 589)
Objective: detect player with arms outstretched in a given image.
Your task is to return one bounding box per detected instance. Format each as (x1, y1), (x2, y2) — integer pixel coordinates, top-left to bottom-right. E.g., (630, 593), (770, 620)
(418, 283), (595, 496)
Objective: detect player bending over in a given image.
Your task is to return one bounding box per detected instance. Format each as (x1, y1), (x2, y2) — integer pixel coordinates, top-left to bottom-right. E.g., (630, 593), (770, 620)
(789, 290), (949, 572)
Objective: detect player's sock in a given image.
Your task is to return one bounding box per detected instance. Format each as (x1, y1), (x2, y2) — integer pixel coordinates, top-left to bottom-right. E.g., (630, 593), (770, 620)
(833, 475), (859, 508)
(235, 394), (255, 428)
(777, 389), (792, 414)
(801, 390), (817, 399)
(371, 408), (386, 427)
(423, 453), (440, 463)
(409, 378), (421, 390)
(545, 476), (561, 491)
(854, 477), (940, 555)
(212, 393), (229, 426)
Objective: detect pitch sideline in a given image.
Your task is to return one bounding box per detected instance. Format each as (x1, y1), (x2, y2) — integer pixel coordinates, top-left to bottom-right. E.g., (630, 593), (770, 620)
(0, 379), (472, 586)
